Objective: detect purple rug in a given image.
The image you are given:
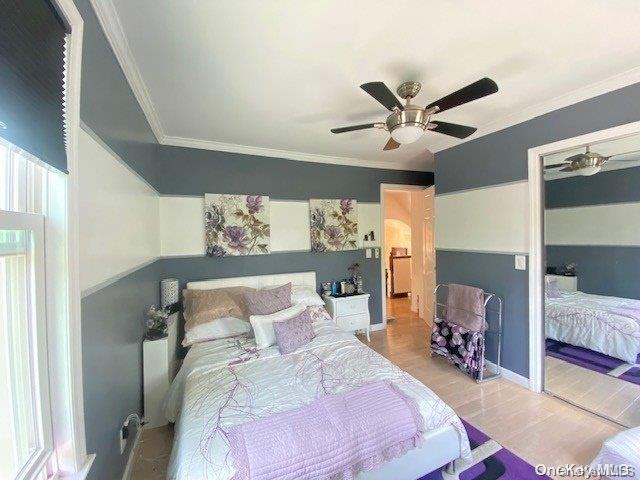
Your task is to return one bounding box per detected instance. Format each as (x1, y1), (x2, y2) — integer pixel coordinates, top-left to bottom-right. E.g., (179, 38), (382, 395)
(419, 420), (549, 480)
(546, 338), (640, 386)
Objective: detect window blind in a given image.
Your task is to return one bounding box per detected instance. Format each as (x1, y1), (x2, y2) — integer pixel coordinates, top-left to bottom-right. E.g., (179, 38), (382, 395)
(0, 0), (70, 173)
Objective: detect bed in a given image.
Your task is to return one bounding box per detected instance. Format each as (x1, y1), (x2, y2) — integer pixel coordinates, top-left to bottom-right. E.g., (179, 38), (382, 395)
(546, 290), (640, 364)
(164, 271), (469, 480)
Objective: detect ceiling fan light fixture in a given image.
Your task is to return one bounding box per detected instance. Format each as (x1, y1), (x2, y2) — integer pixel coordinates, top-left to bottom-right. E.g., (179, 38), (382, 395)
(578, 165), (601, 176)
(390, 124), (424, 144)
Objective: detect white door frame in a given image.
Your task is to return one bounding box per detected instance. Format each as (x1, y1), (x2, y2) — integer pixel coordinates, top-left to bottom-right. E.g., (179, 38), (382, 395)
(527, 119), (640, 393)
(379, 183), (428, 329)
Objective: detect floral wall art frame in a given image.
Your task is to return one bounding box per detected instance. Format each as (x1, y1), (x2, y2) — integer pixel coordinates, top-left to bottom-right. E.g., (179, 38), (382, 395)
(309, 199), (358, 252)
(204, 194), (270, 257)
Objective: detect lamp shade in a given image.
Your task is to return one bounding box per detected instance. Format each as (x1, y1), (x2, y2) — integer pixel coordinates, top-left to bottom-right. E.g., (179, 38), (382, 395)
(390, 124), (424, 144)
(160, 278), (179, 308)
(578, 166), (601, 176)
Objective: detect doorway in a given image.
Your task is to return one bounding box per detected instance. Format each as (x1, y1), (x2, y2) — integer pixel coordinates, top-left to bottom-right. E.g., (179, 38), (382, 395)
(380, 184), (435, 328)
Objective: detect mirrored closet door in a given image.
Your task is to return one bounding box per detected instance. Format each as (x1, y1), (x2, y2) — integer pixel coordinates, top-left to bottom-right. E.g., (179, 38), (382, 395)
(543, 132), (640, 428)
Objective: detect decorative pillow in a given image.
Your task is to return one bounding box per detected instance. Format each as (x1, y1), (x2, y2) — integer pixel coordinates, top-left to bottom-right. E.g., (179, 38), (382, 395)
(291, 285), (325, 307)
(249, 303), (306, 350)
(545, 279), (562, 299)
(182, 317), (251, 347)
(182, 287), (254, 343)
(273, 309), (316, 354)
(244, 283), (292, 315)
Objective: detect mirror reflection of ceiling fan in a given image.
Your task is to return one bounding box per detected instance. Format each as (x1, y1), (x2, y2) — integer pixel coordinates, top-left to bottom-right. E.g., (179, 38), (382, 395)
(330, 78), (498, 150)
(544, 146), (640, 176)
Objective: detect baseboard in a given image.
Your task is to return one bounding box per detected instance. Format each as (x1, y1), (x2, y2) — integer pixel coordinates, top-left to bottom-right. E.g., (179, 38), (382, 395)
(370, 323), (386, 332)
(485, 360), (530, 389)
(121, 424), (144, 480)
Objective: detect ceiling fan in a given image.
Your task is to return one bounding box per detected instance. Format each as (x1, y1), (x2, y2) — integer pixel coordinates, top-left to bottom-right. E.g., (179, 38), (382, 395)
(544, 146), (640, 176)
(330, 77), (498, 150)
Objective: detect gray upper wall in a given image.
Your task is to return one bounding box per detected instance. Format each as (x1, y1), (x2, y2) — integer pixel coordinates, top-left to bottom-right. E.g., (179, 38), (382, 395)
(435, 81), (640, 194)
(546, 165), (640, 208)
(546, 245), (640, 300)
(73, 0), (159, 186)
(156, 145), (432, 200)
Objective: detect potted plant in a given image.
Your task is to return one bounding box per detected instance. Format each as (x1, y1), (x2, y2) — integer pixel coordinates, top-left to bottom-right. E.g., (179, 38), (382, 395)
(145, 305), (170, 340)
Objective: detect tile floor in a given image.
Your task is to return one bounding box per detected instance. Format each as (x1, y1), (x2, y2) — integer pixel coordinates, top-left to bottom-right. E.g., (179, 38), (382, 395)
(131, 297), (622, 479)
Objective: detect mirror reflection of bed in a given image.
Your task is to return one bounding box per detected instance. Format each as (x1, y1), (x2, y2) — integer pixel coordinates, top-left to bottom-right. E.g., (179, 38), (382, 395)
(543, 132), (640, 428)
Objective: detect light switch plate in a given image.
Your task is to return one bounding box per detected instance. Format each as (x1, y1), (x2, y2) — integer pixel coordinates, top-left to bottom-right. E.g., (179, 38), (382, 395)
(515, 255), (527, 270)
(365, 248), (372, 259)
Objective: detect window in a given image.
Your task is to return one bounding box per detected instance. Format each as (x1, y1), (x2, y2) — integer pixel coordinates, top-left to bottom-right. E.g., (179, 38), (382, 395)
(0, 139), (56, 479)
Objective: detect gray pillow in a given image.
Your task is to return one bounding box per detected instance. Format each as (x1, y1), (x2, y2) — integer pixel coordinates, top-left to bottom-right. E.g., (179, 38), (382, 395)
(244, 283), (292, 315)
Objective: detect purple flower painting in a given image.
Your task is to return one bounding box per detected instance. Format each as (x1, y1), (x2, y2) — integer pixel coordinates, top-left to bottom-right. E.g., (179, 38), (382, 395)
(204, 194), (270, 257)
(309, 199), (358, 252)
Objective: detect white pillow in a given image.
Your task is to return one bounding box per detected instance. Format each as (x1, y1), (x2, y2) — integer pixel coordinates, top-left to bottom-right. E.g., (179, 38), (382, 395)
(291, 285), (325, 307)
(182, 317), (251, 347)
(250, 304), (306, 350)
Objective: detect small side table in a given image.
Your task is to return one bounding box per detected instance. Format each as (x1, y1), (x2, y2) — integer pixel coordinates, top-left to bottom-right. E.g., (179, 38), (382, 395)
(324, 293), (371, 342)
(143, 314), (178, 428)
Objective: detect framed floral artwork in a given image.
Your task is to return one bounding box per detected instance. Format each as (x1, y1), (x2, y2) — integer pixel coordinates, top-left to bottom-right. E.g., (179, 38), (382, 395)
(204, 194), (270, 257)
(309, 199), (358, 252)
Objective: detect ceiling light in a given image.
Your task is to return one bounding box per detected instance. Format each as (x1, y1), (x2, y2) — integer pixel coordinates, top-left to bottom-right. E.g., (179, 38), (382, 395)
(578, 165), (601, 176)
(0, 121), (6, 129)
(390, 124), (424, 144)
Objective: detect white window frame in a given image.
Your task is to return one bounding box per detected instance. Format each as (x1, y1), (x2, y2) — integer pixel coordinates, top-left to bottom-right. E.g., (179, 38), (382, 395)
(0, 210), (53, 480)
(47, 0), (94, 478)
(0, 0), (91, 478)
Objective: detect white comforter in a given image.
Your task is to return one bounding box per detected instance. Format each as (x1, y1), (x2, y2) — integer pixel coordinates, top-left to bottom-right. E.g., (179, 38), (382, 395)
(546, 291), (640, 364)
(165, 310), (469, 480)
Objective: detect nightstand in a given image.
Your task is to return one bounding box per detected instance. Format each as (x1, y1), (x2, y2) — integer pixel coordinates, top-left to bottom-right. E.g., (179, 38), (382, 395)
(324, 293), (371, 342)
(143, 313), (178, 428)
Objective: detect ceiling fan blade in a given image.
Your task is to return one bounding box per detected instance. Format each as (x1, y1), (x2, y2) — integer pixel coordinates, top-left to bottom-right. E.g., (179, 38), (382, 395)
(544, 163), (569, 170)
(564, 153), (586, 163)
(331, 123), (376, 134)
(559, 166), (575, 172)
(360, 82), (404, 111)
(383, 137), (400, 151)
(429, 121), (477, 139)
(426, 77), (498, 113)
(608, 150), (640, 162)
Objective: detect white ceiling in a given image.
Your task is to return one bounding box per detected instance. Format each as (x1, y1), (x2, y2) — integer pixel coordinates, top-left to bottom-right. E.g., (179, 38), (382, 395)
(98, 0), (640, 172)
(544, 132), (640, 180)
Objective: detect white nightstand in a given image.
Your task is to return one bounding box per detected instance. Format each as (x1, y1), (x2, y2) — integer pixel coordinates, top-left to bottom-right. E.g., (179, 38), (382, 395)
(324, 293), (371, 342)
(143, 314), (178, 428)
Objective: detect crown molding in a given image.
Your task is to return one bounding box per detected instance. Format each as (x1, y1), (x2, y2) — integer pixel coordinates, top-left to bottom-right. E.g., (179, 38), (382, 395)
(89, 0), (164, 142)
(161, 134), (430, 171)
(432, 65), (640, 153)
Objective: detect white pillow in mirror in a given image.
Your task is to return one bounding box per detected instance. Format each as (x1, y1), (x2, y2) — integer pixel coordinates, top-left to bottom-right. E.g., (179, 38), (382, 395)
(182, 317), (251, 347)
(291, 285), (325, 307)
(250, 303), (306, 350)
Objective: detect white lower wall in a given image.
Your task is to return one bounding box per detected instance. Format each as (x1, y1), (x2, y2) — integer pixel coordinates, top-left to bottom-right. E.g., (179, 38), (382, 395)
(545, 201), (640, 246)
(435, 181), (529, 253)
(78, 128), (160, 293)
(159, 196), (381, 256)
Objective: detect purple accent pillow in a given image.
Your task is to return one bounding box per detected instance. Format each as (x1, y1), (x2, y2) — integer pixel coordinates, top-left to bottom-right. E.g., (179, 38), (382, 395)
(273, 309), (315, 354)
(244, 283), (292, 315)
(546, 280), (561, 298)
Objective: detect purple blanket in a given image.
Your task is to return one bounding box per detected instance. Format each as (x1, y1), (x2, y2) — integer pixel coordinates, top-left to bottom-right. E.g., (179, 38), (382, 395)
(228, 380), (425, 480)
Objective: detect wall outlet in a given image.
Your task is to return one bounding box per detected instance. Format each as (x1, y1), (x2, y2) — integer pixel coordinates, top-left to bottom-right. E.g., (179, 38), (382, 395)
(515, 255), (527, 271)
(374, 248), (380, 259)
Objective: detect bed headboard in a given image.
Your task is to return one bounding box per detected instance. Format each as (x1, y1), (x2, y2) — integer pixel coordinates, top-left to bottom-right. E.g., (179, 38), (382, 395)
(186, 271), (317, 290)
